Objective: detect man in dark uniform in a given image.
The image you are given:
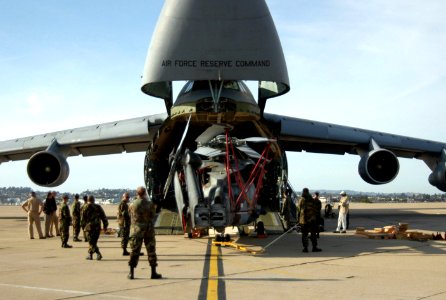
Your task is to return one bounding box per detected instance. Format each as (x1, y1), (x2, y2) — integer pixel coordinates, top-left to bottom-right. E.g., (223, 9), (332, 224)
(81, 195), (108, 260)
(44, 191), (60, 238)
(59, 194), (72, 248)
(297, 188), (322, 253)
(127, 186), (162, 280)
(71, 194), (82, 242)
(117, 192), (131, 256)
(313, 191), (323, 236)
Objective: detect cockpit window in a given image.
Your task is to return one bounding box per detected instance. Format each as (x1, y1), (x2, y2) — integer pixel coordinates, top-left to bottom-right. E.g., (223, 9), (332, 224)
(222, 81), (239, 90)
(179, 80), (242, 95)
(181, 81), (195, 94)
(174, 79), (256, 110)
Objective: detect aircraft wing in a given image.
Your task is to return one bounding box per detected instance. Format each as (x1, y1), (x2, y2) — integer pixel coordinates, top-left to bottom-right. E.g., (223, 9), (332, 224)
(264, 113), (446, 189)
(0, 113), (167, 164)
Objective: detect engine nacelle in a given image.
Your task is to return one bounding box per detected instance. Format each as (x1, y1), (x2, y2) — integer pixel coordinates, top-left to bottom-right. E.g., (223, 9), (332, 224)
(358, 149), (399, 184)
(428, 163), (446, 192)
(27, 150), (70, 187)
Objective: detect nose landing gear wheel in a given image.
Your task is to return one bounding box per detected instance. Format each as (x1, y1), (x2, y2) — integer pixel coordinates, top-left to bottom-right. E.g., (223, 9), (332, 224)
(215, 233), (231, 242)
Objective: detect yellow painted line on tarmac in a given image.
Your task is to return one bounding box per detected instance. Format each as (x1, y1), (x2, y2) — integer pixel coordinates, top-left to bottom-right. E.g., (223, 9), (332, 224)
(207, 243), (219, 300)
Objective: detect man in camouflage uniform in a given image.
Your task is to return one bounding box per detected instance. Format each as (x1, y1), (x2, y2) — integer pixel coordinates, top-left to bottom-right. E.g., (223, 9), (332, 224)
(127, 186), (161, 280)
(117, 192), (131, 256)
(59, 194), (72, 248)
(81, 195), (108, 260)
(71, 194), (82, 242)
(297, 188), (322, 253)
(81, 195), (88, 242)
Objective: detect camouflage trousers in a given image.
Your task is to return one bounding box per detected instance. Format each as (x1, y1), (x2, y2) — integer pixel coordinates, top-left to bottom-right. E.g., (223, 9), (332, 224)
(72, 218), (81, 238)
(85, 228), (100, 254)
(300, 222), (318, 249)
(121, 224), (130, 249)
(128, 224), (157, 268)
(59, 223), (70, 245)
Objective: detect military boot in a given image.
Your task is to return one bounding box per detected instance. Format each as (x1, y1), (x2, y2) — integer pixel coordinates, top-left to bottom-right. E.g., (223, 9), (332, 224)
(86, 253), (93, 260)
(96, 251), (103, 260)
(151, 265), (162, 279)
(128, 266), (134, 280)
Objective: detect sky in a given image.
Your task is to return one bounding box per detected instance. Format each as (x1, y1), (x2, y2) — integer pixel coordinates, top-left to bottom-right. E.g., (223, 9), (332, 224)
(0, 0), (445, 194)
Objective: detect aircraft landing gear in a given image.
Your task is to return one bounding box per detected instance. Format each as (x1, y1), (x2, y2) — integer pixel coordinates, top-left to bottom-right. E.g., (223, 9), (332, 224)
(214, 233), (231, 242)
(255, 221), (267, 238)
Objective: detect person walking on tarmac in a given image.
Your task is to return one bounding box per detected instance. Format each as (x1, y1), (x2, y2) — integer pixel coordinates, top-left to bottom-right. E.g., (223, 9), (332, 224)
(117, 192), (131, 256)
(127, 186), (162, 280)
(297, 188), (322, 253)
(59, 194), (72, 248)
(81, 195), (108, 260)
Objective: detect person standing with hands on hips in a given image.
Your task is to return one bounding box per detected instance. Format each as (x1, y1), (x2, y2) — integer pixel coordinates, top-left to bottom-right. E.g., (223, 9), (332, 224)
(21, 191), (45, 240)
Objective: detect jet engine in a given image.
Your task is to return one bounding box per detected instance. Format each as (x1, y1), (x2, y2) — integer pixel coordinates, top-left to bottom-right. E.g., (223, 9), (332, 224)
(428, 163), (446, 192)
(27, 141), (70, 187)
(358, 148), (399, 184)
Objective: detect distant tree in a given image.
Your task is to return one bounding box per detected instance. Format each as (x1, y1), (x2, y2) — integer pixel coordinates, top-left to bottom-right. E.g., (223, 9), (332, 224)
(355, 196), (372, 203)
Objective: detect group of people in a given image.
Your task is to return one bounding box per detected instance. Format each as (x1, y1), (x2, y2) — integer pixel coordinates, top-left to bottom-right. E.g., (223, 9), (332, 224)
(296, 188), (350, 253)
(20, 191), (59, 239)
(21, 184), (350, 277)
(57, 193), (86, 249)
(22, 191), (109, 255)
(22, 186), (161, 280)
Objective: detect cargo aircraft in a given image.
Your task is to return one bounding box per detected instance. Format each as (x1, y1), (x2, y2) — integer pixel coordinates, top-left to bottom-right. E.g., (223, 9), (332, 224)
(1, 0), (446, 237)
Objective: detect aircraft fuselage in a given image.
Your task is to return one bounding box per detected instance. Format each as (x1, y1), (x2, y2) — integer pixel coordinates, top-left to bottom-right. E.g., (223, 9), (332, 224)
(144, 80), (286, 233)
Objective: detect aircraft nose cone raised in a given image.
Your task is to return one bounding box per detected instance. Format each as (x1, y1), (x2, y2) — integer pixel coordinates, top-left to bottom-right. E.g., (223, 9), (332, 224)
(141, 0), (289, 100)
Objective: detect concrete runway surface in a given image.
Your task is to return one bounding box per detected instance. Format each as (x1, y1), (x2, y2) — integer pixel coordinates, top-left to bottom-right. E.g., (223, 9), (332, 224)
(0, 203), (445, 300)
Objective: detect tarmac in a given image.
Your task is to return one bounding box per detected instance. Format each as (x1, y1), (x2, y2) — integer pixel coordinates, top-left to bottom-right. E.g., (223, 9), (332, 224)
(0, 202), (445, 300)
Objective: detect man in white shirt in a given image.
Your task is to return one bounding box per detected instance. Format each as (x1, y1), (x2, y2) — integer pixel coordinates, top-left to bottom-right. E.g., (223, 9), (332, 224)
(334, 191), (349, 233)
